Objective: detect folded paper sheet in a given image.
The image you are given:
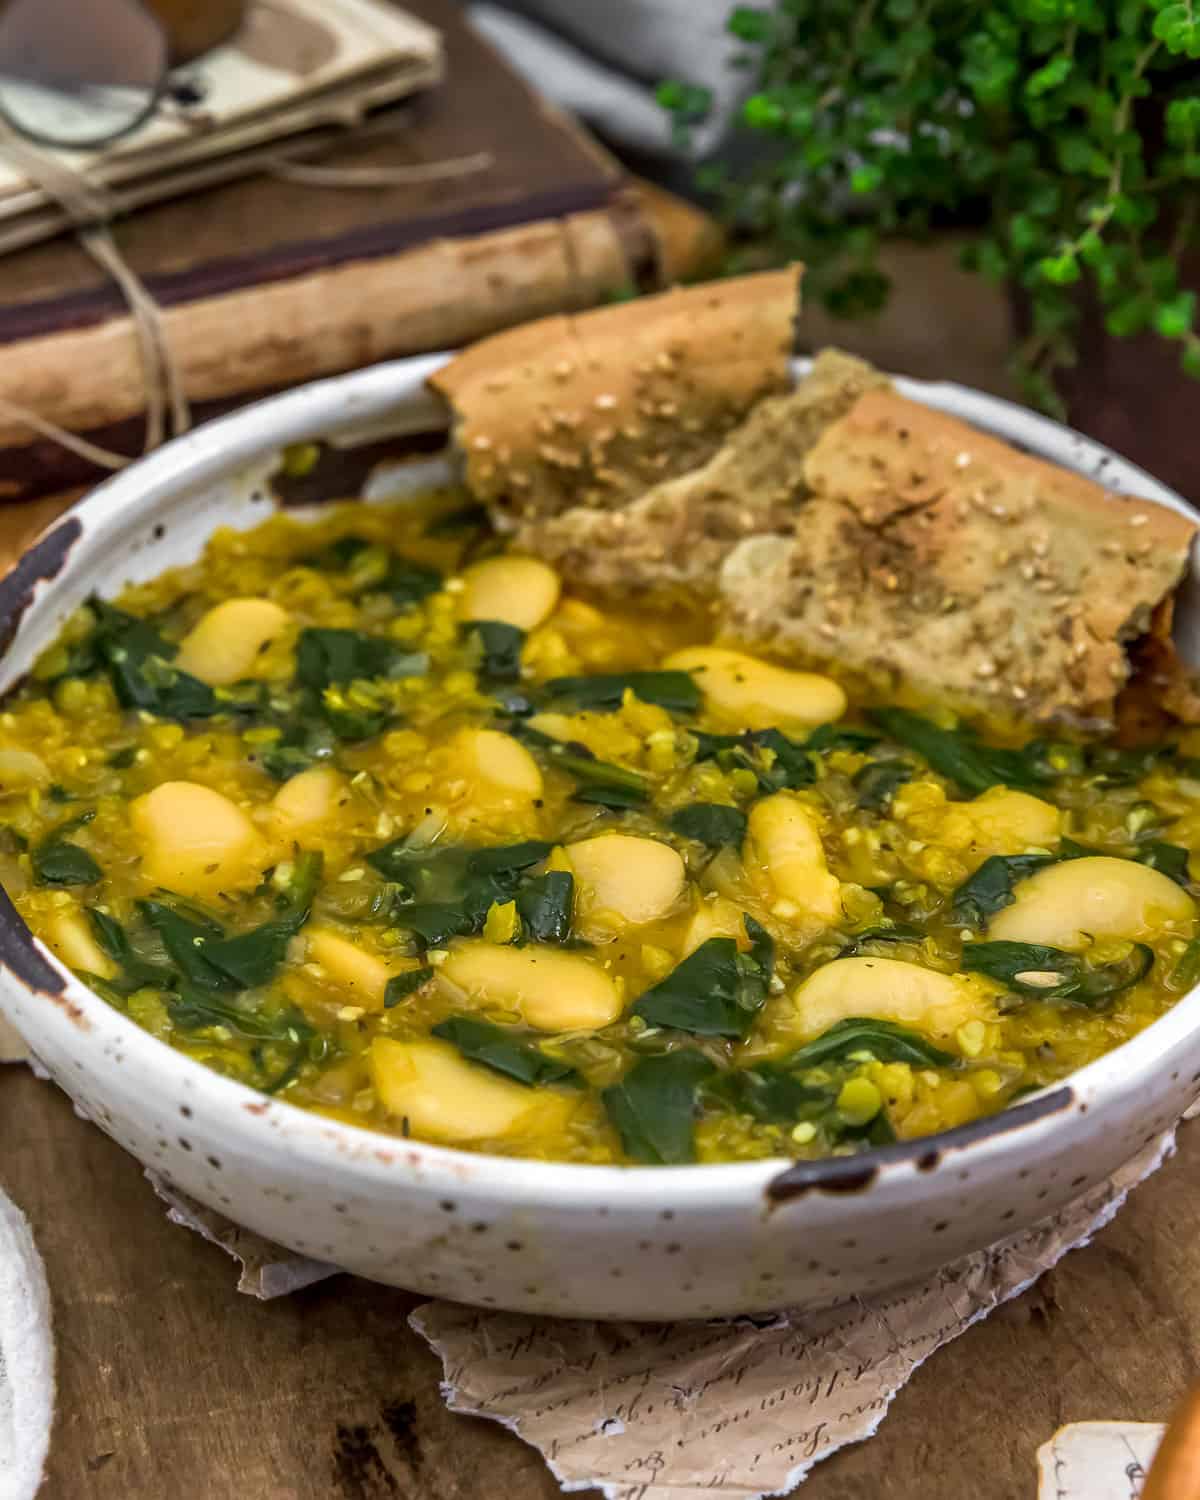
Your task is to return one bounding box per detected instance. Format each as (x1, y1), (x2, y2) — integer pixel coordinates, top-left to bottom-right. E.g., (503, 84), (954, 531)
(153, 1129), (1173, 1498)
(0, 0), (442, 251)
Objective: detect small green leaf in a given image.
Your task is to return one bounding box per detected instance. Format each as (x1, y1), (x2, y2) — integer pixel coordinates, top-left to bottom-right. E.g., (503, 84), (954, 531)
(853, 759), (913, 811)
(1154, 290), (1196, 339)
(780, 1017), (956, 1070)
(668, 803), (748, 848)
(952, 853), (1058, 927)
(32, 834), (101, 887)
(544, 671), (700, 715)
(515, 871), (574, 944)
(432, 1016), (579, 1086)
(468, 621), (525, 683)
(1137, 841), (1191, 885)
(602, 1050), (715, 1164)
(633, 917), (773, 1038)
(961, 939), (1153, 1005)
(384, 968), (433, 1007)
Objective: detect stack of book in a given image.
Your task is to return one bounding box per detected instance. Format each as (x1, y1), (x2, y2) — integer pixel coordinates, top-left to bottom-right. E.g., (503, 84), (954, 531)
(0, 0), (720, 505)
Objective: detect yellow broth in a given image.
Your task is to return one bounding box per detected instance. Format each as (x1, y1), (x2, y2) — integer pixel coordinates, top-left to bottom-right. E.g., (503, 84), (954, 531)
(3, 495), (1199, 1165)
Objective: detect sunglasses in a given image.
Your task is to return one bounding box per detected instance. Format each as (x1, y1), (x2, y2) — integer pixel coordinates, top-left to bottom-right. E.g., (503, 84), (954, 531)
(0, 0), (171, 150)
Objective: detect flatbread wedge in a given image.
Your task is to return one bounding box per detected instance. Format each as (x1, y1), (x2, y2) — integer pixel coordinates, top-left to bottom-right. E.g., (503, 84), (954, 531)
(720, 389), (1197, 726)
(428, 267), (801, 526)
(511, 349), (887, 601)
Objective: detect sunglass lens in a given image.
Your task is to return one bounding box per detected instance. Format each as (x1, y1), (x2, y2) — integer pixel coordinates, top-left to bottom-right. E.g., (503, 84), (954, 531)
(0, 0), (167, 148)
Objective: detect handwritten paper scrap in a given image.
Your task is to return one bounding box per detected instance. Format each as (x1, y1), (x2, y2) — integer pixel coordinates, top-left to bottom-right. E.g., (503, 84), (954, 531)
(410, 1133), (1172, 1500)
(1036, 1422), (1164, 1499)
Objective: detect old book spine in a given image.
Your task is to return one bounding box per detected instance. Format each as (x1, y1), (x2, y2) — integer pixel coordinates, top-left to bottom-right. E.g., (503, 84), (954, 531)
(0, 184), (721, 504)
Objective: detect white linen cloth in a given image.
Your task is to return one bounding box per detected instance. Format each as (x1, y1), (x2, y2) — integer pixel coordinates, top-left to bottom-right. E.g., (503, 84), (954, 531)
(0, 1182), (53, 1500)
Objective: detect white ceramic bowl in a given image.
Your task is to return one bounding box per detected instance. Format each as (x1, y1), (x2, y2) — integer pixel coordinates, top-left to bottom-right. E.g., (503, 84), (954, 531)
(1, 353), (1196, 1321)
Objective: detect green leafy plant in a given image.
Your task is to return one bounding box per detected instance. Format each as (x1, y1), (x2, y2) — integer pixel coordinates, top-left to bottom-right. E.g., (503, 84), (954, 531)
(660, 1), (1200, 406)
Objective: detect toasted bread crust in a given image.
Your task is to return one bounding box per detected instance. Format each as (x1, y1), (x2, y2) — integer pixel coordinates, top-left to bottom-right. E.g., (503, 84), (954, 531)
(429, 268), (801, 525)
(720, 390), (1196, 726)
(511, 349), (887, 599)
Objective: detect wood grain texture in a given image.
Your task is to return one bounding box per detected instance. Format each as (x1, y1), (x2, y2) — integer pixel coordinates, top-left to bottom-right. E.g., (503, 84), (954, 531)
(3, 1066), (1199, 1500)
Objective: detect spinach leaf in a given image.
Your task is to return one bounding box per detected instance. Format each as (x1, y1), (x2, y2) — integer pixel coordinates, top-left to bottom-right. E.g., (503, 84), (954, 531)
(32, 824), (101, 886)
(960, 939), (1154, 1005)
(668, 803), (748, 848)
(1137, 841), (1191, 886)
(837, 923), (925, 955)
(382, 557), (442, 607)
(572, 782), (648, 810)
(140, 856), (321, 993)
(780, 1017), (956, 1069)
(91, 600), (219, 722)
(310, 539), (441, 606)
(467, 621), (524, 682)
(383, 968), (433, 1007)
(691, 726), (816, 792)
(1172, 936), (1200, 991)
(515, 871), (574, 943)
(368, 838), (553, 949)
(632, 916), (774, 1038)
(88, 909), (172, 990)
(259, 717), (337, 782)
(545, 671), (701, 715)
(853, 759), (913, 811)
(870, 708), (1052, 795)
(951, 853), (1058, 927)
(706, 1066), (834, 1124)
(507, 722), (651, 806)
(295, 628), (427, 693)
(167, 986), (314, 1044)
(201, 899), (314, 989)
(803, 724), (883, 753)
(139, 901), (236, 991)
(432, 1016), (580, 1086)
(467, 841), (555, 878)
(601, 1050), (715, 1164)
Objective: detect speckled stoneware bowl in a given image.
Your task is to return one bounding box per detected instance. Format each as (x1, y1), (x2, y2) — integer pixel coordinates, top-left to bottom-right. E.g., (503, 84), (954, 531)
(1, 353), (1197, 1321)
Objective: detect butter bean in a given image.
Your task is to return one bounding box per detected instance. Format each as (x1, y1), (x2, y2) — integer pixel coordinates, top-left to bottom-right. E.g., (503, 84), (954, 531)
(438, 940), (622, 1031)
(958, 787), (1061, 858)
(305, 927), (408, 1011)
(566, 833), (685, 939)
(271, 766), (347, 831)
(370, 1037), (544, 1143)
(451, 728), (543, 802)
(46, 909), (117, 980)
(174, 598), (290, 686)
(130, 781), (268, 899)
(681, 894), (751, 956)
(793, 957), (995, 1043)
(745, 793), (842, 924)
(459, 555), (561, 631)
(663, 646), (846, 730)
(988, 855), (1196, 948)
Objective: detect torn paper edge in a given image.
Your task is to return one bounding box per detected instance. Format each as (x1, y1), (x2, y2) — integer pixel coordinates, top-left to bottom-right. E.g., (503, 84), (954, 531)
(408, 1131), (1176, 1500)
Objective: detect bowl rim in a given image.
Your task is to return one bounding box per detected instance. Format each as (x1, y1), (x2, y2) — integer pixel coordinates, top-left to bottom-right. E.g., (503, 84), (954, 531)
(1, 348), (1196, 1211)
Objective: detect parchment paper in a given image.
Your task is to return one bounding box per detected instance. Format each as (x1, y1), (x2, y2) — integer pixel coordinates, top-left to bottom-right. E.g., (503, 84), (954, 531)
(407, 1135), (1171, 1500)
(1036, 1422), (1164, 1498)
(148, 1124), (1174, 1498)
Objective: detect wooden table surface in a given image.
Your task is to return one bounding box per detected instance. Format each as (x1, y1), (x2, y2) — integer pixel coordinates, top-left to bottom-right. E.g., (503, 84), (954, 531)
(0, 247), (1189, 1499)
